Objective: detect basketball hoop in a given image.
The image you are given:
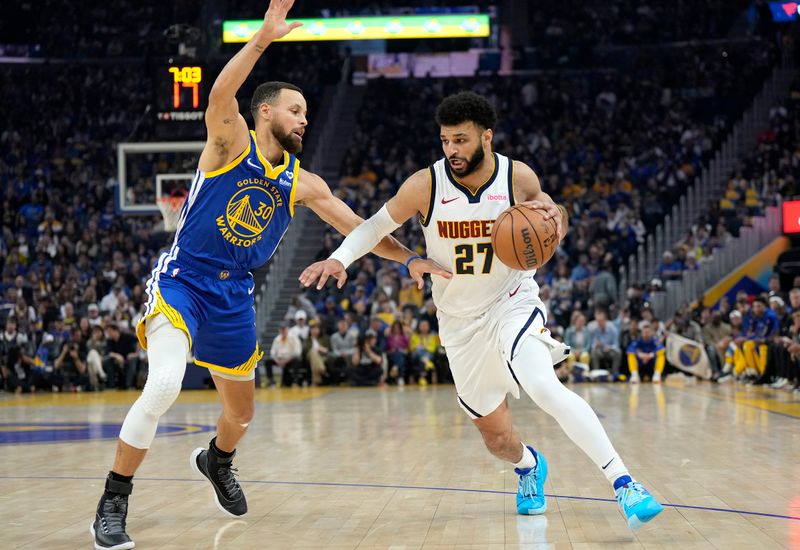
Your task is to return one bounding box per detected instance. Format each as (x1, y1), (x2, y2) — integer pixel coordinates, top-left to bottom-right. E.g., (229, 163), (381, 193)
(157, 194), (186, 232)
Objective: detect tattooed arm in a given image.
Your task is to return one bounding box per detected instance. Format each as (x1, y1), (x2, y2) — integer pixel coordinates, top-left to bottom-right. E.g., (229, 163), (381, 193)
(197, 0), (302, 172)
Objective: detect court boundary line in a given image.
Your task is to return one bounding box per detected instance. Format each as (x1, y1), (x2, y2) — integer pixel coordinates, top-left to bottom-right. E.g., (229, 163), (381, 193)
(1, 475), (797, 522)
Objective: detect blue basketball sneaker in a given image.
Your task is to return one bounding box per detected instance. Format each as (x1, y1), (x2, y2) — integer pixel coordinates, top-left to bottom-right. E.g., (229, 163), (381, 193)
(515, 448), (548, 515)
(615, 481), (663, 530)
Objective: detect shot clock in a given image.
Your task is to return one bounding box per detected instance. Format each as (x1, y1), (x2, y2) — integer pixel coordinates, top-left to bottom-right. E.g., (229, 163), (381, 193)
(156, 63), (207, 122)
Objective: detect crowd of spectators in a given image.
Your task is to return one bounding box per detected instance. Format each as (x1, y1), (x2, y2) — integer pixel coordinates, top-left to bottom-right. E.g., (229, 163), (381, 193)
(634, 79), (800, 393)
(265, 280), (448, 388)
(277, 253), (800, 393)
(1, 0), (199, 59)
(655, 78), (800, 285)
(558, 281), (800, 392)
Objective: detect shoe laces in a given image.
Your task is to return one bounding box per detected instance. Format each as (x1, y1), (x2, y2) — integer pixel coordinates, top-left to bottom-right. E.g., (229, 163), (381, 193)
(618, 482), (647, 508)
(101, 495), (128, 534)
(216, 464), (242, 499)
(519, 467), (539, 499)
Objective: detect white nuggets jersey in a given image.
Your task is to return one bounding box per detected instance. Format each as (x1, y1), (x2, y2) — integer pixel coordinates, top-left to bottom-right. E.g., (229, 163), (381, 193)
(420, 153), (537, 317)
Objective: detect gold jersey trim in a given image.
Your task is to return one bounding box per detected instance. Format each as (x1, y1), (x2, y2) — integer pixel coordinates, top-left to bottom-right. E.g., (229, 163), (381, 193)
(135, 291), (193, 351)
(288, 158), (300, 217)
(195, 343), (263, 376)
(205, 143), (252, 178)
(251, 130), (290, 179)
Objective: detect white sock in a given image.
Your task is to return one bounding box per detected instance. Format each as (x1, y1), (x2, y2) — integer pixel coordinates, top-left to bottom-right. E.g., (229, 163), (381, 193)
(513, 443), (537, 470)
(599, 454), (631, 485)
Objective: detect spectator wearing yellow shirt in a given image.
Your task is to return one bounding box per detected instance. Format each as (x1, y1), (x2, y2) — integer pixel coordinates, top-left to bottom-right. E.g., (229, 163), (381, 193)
(397, 277), (424, 310)
(409, 319), (441, 386)
(592, 179), (612, 197)
(562, 179), (585, 199)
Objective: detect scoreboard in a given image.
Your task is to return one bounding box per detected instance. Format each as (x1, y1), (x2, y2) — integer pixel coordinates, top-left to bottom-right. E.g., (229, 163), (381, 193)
(156, 64), (206, 123)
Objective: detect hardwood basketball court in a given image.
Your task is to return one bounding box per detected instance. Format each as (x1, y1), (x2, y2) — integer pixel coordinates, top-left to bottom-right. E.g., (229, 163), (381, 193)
(2, 380), (798, 549)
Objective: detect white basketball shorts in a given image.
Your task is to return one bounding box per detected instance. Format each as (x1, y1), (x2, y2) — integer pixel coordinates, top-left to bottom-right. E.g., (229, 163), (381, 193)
(437, 277), (570, 419)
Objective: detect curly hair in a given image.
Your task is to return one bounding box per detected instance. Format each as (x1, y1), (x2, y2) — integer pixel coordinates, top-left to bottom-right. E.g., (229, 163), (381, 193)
(435, 91), (496, 131)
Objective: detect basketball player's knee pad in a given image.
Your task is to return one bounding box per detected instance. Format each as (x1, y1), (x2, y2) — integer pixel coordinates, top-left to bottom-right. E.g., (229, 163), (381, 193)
(119, 314), (189, 448)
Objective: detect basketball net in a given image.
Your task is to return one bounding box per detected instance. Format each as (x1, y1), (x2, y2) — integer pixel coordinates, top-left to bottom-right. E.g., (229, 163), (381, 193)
(157, 193), (186, 232)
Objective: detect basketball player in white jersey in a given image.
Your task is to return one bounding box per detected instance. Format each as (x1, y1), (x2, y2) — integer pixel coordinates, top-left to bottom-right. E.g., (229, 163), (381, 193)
(300, 92), (663, 530)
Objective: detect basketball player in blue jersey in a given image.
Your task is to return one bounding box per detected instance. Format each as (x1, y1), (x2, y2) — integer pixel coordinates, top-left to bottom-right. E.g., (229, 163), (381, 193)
(90, 1), (448, 548)
(300, 92), (663, 531)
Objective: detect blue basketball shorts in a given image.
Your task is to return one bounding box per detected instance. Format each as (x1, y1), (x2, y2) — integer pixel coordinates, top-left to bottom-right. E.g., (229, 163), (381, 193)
(136, 253), (262, 378)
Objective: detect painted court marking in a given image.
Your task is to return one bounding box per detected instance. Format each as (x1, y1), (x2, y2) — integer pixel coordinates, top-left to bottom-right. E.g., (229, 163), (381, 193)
(0, 422), (214, 445)
(0, 475), (797, 523)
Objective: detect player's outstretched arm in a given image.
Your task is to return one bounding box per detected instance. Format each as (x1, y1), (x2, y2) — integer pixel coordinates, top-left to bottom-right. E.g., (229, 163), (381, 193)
(198, 0), (302, 173)
(296, 169), (451, 289)
(512, 160), (568, 242)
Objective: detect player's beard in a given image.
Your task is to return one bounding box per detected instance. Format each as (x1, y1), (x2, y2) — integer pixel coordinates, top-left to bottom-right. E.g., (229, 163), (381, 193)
(273, 124), (303, 154)
(449, 146), (485, 178)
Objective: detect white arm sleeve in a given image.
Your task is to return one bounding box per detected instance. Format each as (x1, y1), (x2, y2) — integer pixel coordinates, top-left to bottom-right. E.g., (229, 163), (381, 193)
(329, 204), (401, 269)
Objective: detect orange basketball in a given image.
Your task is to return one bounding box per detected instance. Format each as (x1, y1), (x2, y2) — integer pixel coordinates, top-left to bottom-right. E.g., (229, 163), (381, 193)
(491, 205), (559, 270)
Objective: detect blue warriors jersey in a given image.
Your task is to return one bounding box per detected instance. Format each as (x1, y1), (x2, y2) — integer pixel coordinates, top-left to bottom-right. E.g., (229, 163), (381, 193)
(173, 130), (298, 270)
(742, 310), (779, 341)
(135, 131), (300, 377)
(626, 337), (664, 355)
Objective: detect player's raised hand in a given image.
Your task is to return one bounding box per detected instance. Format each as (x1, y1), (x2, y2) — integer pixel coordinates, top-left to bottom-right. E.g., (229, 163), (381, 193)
(407, 257), (452, 289)
(299, 259), (348, 290)
(262, 0), (303, 41)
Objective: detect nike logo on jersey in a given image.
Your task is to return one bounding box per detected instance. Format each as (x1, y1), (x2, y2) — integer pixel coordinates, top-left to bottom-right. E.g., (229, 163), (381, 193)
(248, 285), (255, 295)
(246, 158), (262, 172)
(509, 283), (522, 298)
(441, 196), (459, 205)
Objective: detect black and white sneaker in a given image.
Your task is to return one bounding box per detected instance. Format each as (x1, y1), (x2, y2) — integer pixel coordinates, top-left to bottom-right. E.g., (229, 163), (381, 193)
(90, 475), (135, 550)
(190, 445), (248, 517)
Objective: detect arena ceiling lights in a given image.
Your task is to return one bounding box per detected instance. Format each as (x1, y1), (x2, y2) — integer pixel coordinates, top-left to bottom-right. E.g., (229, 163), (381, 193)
(222, 15), (490, 43)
